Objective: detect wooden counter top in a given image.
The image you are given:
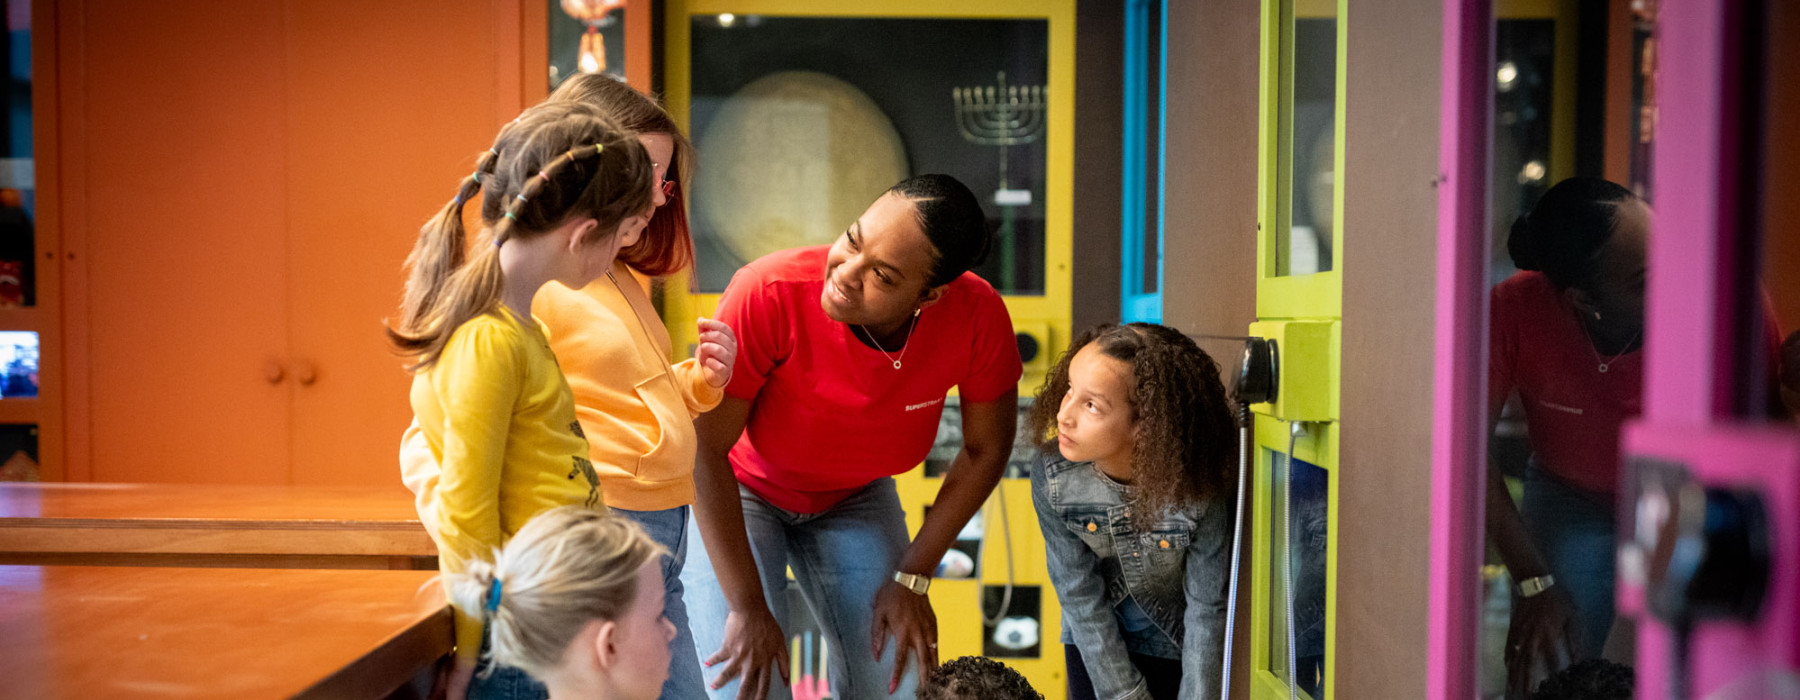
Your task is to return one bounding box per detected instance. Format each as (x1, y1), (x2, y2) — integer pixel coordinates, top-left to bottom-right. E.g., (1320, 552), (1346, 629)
(0, 483), (437, 569)
(0, 565), (451, 699)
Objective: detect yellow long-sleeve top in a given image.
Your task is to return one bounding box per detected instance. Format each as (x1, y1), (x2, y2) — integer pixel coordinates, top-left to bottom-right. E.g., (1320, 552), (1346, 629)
(403, 309), (600, 662)
(532, 261), (724, 511)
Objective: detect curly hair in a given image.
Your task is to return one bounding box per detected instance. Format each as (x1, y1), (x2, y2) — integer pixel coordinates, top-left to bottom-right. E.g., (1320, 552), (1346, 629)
(1528, 659), (1634, 700)
(918, 656), (1043, 700)
(1026, 323), (1237, 525)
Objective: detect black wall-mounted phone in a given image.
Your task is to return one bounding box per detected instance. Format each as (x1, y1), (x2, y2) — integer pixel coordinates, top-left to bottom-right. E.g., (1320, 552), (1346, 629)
(1236, 337), (1278, 409)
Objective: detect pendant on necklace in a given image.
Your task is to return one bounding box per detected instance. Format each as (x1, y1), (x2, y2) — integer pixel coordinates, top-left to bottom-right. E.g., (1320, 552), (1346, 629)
(893, 360), (902, 370)
(1598, 363), (1609, 373)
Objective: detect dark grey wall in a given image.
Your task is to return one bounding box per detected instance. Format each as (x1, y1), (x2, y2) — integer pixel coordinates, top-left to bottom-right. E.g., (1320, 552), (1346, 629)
(1159, 2), (1261, 698)
(1071, 0), (1123, 334)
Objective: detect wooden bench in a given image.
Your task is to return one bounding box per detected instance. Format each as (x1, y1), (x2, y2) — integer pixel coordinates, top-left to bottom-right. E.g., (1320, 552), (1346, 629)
(0, 483), (437, 569)
(0, 565), (452, 699)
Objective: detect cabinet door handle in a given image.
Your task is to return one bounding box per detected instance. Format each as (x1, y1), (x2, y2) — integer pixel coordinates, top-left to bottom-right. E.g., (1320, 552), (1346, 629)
(264, 361), (286, 385)
(296, 361), (317, 386)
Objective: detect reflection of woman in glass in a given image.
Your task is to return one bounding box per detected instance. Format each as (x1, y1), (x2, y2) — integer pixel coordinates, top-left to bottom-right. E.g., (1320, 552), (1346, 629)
(1487, 177), (1784, 694)
(1488, 177), (1645, 696)
(685, 174), (1022, 700)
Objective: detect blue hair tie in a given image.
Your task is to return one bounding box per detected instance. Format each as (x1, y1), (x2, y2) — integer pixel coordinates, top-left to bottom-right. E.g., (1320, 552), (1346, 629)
(484, 577), (504, 613)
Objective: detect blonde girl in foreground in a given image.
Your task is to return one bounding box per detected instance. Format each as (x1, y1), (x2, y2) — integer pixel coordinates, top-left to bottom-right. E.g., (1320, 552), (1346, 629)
(447, 506), (677, 700)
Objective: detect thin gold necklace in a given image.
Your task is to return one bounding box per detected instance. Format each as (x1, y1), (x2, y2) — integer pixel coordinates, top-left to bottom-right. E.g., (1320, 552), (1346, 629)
(1579, 315), (1641, 374)
(855, 310), (920, 370)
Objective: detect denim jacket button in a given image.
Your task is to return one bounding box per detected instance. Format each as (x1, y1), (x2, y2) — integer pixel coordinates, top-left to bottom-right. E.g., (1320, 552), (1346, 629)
(1086, 521), (1097, 532)
(1159, 539), (1170, 549)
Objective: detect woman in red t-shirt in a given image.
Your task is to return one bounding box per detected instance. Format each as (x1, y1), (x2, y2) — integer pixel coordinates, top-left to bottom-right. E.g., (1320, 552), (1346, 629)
(1489, 177), (1646, 696)
(682, 174), (1024, 700)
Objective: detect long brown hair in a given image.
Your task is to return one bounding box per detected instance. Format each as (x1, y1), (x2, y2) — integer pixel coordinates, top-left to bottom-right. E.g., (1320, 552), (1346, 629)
(388, 101), (654, 370)
(1027, 323), (1237, 524)
(547, 73), (695, 277)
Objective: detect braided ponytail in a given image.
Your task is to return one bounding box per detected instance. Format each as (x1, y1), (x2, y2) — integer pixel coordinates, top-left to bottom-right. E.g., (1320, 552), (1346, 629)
(388, 102), (655, 369)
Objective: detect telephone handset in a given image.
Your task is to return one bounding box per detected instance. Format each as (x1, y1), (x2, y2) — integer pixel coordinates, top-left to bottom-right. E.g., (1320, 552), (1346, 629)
(1219, 336), (1276, 700)
(1235, 337), (1279, 418)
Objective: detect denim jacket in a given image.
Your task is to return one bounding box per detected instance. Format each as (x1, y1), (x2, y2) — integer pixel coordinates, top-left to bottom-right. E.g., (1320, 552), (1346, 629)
(1031, 449), (1229, 700)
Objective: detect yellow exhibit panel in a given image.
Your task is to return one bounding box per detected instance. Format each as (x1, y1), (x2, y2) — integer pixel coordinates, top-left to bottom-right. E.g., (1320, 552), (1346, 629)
(660, 1), (1076, 696)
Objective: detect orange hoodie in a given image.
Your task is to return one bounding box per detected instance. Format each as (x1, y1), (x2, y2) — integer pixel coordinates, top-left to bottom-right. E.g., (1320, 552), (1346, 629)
(531, 261), (723, 510)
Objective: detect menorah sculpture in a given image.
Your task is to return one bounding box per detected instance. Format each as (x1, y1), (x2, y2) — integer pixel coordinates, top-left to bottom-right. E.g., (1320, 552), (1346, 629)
(953, 71), (1046, 291)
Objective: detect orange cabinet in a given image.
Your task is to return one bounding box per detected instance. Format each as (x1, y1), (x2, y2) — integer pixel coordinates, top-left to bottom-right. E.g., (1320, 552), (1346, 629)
(50, 0), (530, 486)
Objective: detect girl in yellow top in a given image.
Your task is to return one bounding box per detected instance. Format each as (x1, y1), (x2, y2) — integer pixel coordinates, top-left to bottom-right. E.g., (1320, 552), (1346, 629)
(388, 100), (655, 700)
(402, 76), (739, 700)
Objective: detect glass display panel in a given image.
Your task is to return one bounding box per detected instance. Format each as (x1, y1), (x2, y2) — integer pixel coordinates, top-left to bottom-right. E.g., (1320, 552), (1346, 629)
(1629, 1), (1657, 199)
(688, 16), (1049, 294)
(1278, 12), (1337, 277)
(549, 1), (627, 89)
(0, 422), (34, 480)
(983, 585), (1043, 658)
(0, 330), (34, 398)
(1268, 448), (1329, 698)
(0, 2), (31, 307)
(1490, 20), (1555, 284)
(926, 395), (1037, 479)
(1139, 4), (1162, 295)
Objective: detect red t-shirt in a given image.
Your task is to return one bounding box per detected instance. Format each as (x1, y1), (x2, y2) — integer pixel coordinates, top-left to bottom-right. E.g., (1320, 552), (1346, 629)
(716, 246), (1023, 513)
(1489, 271), (1784, 495)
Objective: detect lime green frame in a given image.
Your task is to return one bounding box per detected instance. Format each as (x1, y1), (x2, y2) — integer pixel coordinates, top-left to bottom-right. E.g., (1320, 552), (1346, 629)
(1249, 0), (1344, 698)
(1255, 0), (1345, 321)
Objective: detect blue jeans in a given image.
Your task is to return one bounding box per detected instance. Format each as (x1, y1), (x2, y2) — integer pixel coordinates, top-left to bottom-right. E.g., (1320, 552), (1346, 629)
(468, 638), (546, 700)
(1520, 466), (1617, 658)
(683, 478), (919, 700)
(616, 505), (709, 700)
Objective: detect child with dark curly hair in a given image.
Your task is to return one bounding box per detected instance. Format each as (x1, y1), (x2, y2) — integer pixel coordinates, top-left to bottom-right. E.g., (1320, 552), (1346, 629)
(1025, 323), (1236, 700)
(1527, 659), (1633, 700)
(917, 657), (1044, 700)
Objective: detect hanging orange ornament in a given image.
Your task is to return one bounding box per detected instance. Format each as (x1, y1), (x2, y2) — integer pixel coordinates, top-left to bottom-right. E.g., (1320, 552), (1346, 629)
(562, 0), (626, 74)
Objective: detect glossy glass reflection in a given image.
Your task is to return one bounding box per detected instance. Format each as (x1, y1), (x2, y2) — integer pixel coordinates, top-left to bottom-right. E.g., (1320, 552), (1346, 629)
(1269, 449), (1328, 699)
(1278, 11), (1336, 278)
(549, 1), (627, 88)
(687, 16), (1049, 294)
(0, 4), (31, 308)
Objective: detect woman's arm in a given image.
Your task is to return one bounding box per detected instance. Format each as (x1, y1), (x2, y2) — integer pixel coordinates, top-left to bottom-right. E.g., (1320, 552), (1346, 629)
(870, 388), (1016, 692)
(1486, 396), (1581, 695)
(1030, 463), (1152, 700)
(692, 397), (789, 700)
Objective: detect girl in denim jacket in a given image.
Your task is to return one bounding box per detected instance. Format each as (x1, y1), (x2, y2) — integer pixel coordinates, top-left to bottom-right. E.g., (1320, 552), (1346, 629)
(1026, 323), (1236, 700)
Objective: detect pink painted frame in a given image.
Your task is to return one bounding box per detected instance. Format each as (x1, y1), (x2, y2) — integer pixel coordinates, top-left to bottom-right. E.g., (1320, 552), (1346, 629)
(1428, 1), (1491, 698)
(1625, 2), (1800, 698)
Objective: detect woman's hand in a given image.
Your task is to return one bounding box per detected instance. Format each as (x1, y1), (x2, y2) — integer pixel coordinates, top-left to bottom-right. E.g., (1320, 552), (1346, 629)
(872, 579), (939, 694)
(704, 605), (790, 700)
(698, 317), (738, 388)
(1505, 586), (1581, 698)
